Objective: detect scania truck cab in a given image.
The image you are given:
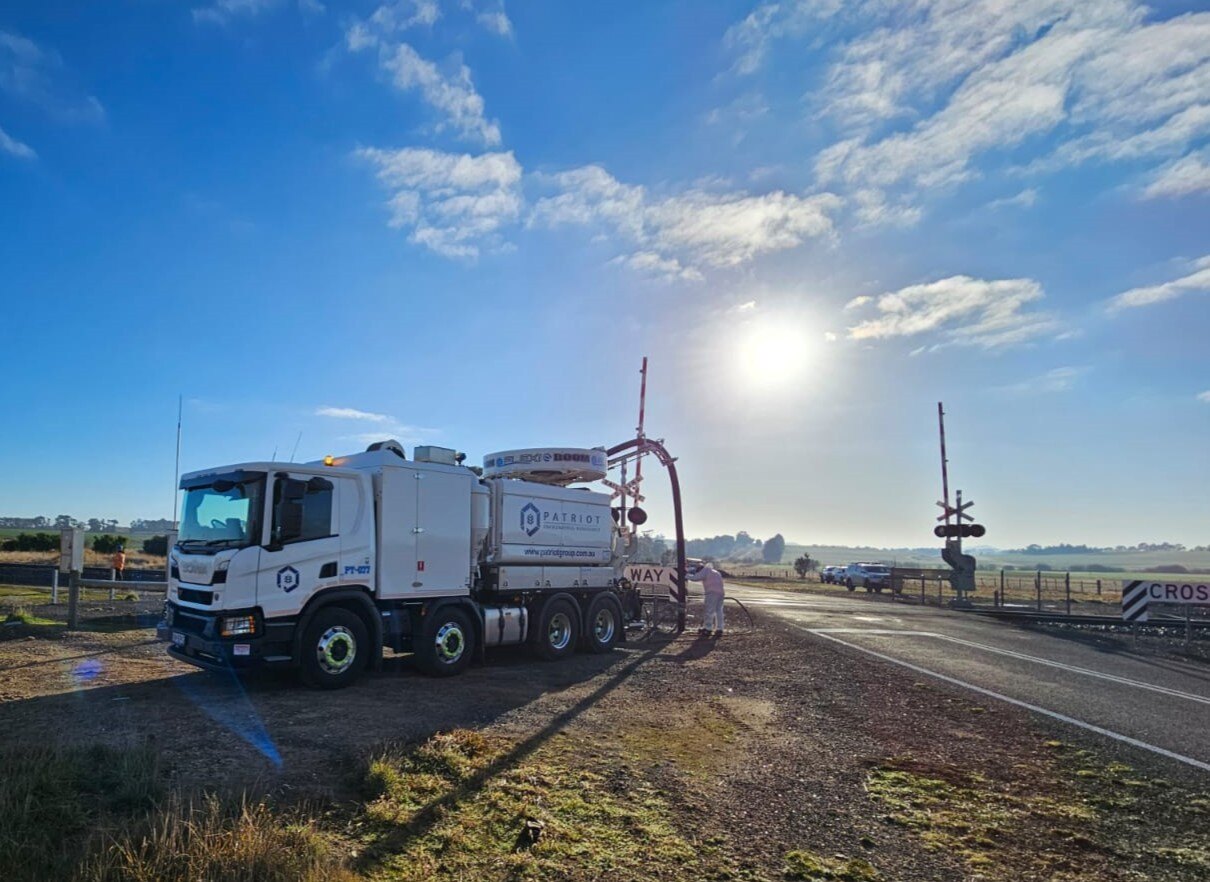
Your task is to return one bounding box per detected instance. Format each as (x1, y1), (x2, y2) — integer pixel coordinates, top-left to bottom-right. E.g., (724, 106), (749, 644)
(159, 441), (628, 688)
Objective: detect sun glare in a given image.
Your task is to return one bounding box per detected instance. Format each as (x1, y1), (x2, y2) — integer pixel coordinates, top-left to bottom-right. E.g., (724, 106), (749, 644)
(736, 320), (813, 391)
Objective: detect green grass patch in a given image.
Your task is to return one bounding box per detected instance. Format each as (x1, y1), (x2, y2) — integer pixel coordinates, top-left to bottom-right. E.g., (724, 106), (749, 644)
(784, 849), (880, 880)
(354, 728), (736, 882)
(0, 744), (161, 882)
(866, 760), (1103, 880)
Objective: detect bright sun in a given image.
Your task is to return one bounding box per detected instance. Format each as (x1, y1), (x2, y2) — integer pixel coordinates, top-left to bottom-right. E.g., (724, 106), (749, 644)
(736, 320), (813, 391)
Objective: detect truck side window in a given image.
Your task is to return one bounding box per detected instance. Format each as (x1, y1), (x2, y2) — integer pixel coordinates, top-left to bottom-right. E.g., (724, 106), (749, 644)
(272, 476), (334, 545)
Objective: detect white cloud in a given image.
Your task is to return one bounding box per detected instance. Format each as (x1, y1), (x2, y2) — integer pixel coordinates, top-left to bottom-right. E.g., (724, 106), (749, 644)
(477, 11), (513, 38)
(988, 188), (1039, 210)
(1106, 256), (1210, 312)
(724, 1), (840, 76)
(734, 300), (757, 311)
(532, 165), (840, 273)
(345, 19), (500, 147)
(358, 146), (522, 258)
(192, 0), (280, 25)
(847, 275), (1060, 348)
(843, 295), (871, 310)
(1197, 390), (1210, 403)
(359, 153), (840, 273)
(996, 365), (1090, 395)
(317, 404), (435, 445)
(1141, 150), (1210, 200)
(610, 251), (704, 283)
(824, 331), (838, 341)
(0, 124), (34, 159)
(316, 406), (392, 422)
(738, 3), (1209, 207)
(851, 188), (921, 227)
(0, 30), (104, 124)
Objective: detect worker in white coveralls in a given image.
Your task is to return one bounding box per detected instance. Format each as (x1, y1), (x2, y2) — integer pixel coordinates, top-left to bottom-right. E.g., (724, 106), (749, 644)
(688, 560), (725, 638)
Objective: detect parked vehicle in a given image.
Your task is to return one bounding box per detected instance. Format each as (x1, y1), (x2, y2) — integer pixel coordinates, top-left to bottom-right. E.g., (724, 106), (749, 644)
(821, 566), (844, 584)
(844, 562), (892, 592)
(158, 441), (631, 688)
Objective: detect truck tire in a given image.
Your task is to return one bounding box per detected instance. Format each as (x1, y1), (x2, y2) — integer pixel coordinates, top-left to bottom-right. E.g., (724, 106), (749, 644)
(846, 578), (855, 591)
(583, 593), (622, 654)
(299, 606), (369, 689)
(415, 606), (475, 677)
(533, 597), (578, 662)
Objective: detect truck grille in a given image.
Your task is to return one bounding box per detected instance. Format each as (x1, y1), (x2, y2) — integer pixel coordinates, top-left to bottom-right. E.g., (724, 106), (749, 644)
(178, 587), (213, 605)
(171, 607), (212, 637)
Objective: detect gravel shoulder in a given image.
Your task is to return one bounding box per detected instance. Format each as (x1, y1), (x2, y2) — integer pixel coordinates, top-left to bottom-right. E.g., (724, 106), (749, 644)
(1, 604), (1207, 881)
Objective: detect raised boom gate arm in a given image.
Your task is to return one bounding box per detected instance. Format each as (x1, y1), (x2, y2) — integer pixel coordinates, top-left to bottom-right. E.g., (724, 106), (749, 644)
(607, 437), (687, 632)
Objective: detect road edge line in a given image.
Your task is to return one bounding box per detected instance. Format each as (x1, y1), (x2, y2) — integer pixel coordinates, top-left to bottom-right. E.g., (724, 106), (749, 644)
(800, 626), (1210, 774)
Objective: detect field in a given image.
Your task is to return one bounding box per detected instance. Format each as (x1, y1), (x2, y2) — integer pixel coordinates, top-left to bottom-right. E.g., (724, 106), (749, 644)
(781, 543), (1210, 574)
(1, 598), (1208, 882)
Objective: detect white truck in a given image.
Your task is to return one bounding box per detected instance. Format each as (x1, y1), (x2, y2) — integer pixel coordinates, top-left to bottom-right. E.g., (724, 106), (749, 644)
(158, 441), (634, 688)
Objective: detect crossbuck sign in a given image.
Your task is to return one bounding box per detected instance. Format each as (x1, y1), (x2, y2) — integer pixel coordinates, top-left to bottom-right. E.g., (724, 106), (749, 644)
(1122, 579), (1210, 622)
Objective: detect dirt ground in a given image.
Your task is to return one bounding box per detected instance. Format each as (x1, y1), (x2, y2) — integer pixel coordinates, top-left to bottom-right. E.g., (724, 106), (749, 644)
(2, 605), (1208, 881)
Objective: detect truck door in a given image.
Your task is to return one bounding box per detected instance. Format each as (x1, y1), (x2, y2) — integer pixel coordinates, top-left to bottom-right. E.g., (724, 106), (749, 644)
(257, 473), (342, 619)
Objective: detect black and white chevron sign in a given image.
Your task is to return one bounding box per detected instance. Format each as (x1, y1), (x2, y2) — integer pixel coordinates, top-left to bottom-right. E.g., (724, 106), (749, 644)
(1121, 580), (1149, 622)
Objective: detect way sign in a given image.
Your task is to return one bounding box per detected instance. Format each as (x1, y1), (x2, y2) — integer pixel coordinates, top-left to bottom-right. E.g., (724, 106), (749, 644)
(1122, 579), (1210, 622)
(936, 499), (975, 521)
(625, 564), (679, 597)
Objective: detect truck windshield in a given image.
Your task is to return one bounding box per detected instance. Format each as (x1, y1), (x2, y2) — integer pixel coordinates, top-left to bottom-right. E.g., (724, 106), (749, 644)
(178, 476), (265, 548)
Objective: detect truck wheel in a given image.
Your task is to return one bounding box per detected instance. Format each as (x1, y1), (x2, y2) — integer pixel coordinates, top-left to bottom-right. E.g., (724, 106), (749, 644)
(299, 607), (368, 689)
(846, 579), (855, 591)
(415, 607), (475, 677)
(533, 597), (578, 662)
(584, 594), (622, 654)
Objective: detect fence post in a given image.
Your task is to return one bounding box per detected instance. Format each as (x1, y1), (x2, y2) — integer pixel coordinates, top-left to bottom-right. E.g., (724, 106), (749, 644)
(50, 568), (59, 604)
(67, 570), (80, 630)
(1065, 572), (1071, 617)
(110, 568), (116, 601)
(1096, 579), (1102, 596)
(920, 575), (925, 604)
(1186, 606), (1192, 654)
(1000, 569), (1005, 605)
(1035, 571), (1042, 611)
(937, 577), (942, 606)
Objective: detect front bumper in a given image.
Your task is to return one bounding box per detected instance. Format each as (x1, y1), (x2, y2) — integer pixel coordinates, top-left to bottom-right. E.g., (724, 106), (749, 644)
(159, 602), (295, 671)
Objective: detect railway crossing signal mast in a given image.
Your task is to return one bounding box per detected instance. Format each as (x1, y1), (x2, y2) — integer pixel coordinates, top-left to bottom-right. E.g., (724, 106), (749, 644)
(934, 403), (983, 605)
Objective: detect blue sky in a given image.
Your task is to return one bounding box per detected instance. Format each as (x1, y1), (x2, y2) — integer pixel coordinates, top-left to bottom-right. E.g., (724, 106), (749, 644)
(1, 0), (1207, 548)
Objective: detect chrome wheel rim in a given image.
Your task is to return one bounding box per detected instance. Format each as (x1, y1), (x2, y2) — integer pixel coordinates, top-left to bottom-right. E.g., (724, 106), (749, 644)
(434, 622), (465, 664)
(593, 608), (615, 643)
(316, 626), (356, 675)
(548, 612), (572, 651)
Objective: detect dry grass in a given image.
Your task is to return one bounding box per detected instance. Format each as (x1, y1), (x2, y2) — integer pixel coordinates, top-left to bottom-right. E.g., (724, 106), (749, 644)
(0, 549), (164, 569)
(84, 796), (357, 882)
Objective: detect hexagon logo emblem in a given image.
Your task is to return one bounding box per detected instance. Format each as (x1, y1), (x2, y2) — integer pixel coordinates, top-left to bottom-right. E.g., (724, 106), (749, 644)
(277, 565), (300, 593)
(520, 502), (541, 537)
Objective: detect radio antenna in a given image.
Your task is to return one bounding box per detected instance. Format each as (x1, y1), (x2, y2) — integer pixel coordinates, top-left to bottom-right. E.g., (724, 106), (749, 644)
(172, 395), (183, 529)
(289, 431), (303, 463)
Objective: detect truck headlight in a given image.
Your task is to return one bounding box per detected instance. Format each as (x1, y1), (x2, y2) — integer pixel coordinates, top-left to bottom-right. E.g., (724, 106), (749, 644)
(215, 559), (230, 572)
(219, 615), (257, 637)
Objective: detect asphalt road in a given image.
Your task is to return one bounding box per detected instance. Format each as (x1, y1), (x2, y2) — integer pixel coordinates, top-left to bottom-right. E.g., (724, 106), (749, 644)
(728, 583), (1210, 774)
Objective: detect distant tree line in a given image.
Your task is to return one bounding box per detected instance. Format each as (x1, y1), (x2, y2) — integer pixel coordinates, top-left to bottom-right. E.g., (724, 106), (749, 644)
(631, 531), (791, 565)
(0, 532), (169, 556)
(0, 515), (175, 532)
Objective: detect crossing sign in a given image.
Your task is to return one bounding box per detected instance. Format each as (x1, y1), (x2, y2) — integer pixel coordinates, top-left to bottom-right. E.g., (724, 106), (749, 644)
(1122, 579), (1210, 622)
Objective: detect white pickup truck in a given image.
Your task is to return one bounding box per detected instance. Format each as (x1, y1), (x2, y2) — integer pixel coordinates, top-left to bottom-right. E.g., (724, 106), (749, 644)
(844, 562), (892, 593)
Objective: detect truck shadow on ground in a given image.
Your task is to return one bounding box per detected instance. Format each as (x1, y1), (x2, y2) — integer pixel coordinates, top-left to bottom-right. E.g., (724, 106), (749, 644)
(0, 633), (679, 799)
(348, 639), (672, 874)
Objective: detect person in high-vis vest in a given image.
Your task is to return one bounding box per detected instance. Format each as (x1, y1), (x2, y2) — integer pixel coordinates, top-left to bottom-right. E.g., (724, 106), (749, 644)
(112, 547), (126, 581)
(687, 560), (725, 637)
